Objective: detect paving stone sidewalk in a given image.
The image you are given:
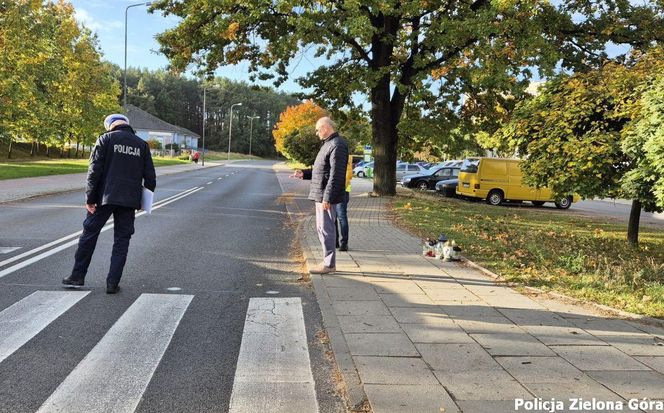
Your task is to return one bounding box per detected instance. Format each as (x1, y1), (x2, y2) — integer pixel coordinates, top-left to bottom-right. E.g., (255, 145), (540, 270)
(274, 164), (664, 413)
(0, 161), (224, 203)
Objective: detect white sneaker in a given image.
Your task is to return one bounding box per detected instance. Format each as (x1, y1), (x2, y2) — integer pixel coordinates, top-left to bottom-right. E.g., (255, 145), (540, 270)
(310, 265), (336, 274)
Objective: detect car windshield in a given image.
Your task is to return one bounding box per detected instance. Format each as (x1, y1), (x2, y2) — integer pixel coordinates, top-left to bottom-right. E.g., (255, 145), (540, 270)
(460, 159), (480, 173)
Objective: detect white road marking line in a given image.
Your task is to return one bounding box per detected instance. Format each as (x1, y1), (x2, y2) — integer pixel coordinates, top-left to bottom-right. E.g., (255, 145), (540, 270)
(0, 291), (90, 363)
(0, 247), (20, 254)
(0, 187), (199, 270)
(207, 181), (213, 185)
(229, 297), (319, 413)
(0, 187), (203, 279)
(217, 177), (222, 180)
(37, 294), (193, 413)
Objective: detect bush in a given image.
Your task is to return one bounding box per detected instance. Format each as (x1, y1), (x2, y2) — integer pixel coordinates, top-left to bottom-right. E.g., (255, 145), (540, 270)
(282, 126), (320, 166)
(165, 143), (180, 151)
(147, 139), (162, 150)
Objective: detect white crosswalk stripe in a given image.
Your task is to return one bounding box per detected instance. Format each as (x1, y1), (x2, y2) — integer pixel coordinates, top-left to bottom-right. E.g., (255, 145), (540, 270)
(0, 292), (319, 412)
(229, 297), (319, 413)
(0, 291), (89, 364)
(37, 293), (193, 413)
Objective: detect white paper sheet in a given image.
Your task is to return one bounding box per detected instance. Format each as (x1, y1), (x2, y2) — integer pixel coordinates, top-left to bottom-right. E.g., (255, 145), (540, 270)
(141, 187), (154, 214)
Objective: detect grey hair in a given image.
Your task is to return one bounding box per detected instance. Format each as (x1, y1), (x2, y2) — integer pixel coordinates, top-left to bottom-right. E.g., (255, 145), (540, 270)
(317, 116), (336, 131)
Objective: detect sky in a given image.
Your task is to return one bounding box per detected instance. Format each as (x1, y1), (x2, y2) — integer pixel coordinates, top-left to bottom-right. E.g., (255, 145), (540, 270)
(69, 0), (319, 94)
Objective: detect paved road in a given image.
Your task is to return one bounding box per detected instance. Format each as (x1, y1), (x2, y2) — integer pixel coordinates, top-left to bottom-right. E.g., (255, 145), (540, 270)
(572, 200), (664, 229)
(0, 160), (343, 413)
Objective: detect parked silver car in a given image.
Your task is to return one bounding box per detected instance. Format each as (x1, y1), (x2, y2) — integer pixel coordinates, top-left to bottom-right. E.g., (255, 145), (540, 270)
(396, 163), (427, 181)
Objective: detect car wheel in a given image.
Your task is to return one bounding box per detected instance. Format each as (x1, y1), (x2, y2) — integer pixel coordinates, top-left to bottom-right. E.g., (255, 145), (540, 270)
(555, 196), (572, 210)
(417, 181), (429, 191)
(532, 201), (545, 207)
(357, 171), (364, 178)
(487, 190), (504, 206)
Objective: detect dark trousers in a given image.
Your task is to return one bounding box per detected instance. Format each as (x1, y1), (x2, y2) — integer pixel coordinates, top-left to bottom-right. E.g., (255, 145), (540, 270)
(335, 191), (350, 248)
(71, 205), (135, 285)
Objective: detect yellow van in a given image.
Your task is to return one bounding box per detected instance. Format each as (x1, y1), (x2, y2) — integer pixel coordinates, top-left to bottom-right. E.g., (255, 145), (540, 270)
(456, 157), (579, 209)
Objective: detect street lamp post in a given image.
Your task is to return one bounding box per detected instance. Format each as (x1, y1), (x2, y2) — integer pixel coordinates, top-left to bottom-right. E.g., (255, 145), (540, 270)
(227, 103), (242, 161)
(124, 2), (151, 110)
(248, 115), (260, 157)
(201, 87), (206, 166)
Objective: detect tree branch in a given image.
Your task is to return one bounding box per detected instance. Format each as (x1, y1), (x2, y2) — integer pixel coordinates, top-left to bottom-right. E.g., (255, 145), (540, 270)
(327, 27), (372, 63)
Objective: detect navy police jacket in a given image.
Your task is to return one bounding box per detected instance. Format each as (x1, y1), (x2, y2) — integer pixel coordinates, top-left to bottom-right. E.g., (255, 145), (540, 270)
(86, 124), (156, 209)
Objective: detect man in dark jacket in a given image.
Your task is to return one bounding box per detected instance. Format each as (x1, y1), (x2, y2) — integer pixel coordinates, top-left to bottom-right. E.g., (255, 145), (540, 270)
(62, 114), (156, 293)
(292, 117), (349, 274)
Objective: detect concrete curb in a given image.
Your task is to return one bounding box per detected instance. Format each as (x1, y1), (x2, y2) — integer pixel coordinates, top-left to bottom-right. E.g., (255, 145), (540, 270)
(273, 163), (369, 412)
(0, 162), (227, 205)
(460, 255), (664, 329)
(297, 217), (369, 412)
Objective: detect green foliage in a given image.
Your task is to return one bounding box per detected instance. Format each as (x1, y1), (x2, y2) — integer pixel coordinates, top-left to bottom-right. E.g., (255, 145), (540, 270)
(282, 127), (320, 167)
(393, 196), (664, 317)
(0, 1), (120, 158)
(147, 139), (163, 150)
(112, 67), (300, 158)
(164, 143), (180, 152)
(494, 48), (664, 215)
(557, 252), (586, 275)
(626, 75), (664, 207)
(152, 0), (664, 195)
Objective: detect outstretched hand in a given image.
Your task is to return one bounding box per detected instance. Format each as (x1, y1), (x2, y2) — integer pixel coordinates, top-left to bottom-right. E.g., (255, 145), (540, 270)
(290, 170), (304, 179)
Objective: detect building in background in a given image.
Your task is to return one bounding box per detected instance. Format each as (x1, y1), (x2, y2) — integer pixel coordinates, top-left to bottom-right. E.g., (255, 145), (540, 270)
(125, 104), (199, 152)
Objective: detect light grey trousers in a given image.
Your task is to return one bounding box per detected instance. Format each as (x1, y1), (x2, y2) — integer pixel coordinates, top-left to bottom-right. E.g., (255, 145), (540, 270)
(315, 202), (337, 268)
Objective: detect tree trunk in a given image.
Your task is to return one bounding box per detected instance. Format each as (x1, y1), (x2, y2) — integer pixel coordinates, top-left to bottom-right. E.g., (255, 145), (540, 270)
(7, 137), (13, 159)
(371, 77), (399, 196)
(75, 140), (80, 158)
(46, 145), (50, 157)
(30, 140), (35, 156)
(627, 200), (641, 245)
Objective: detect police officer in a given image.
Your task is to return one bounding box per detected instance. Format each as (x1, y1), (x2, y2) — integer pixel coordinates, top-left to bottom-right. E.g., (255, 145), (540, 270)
(62, 114), (156, 294)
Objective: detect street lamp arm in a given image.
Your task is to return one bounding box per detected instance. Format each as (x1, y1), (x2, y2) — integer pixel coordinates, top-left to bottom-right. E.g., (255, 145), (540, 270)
(124, 2), (152, 110)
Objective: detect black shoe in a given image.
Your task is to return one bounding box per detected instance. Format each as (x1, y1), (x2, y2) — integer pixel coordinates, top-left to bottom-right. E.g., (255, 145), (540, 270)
(106, 284), (120, 294)
(339, 245), (348, 252)
(62, 276), (84, 287)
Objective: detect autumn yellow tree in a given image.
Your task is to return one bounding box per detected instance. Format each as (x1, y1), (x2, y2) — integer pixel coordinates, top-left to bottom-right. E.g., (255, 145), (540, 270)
(272, 101), (326, 163)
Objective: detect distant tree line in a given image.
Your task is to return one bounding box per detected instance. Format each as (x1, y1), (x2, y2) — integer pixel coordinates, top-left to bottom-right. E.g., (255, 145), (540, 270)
(116, 67), (301, 158)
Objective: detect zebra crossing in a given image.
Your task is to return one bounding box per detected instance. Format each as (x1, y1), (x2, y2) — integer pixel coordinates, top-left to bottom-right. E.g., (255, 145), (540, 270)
(0, 291), (320, 413)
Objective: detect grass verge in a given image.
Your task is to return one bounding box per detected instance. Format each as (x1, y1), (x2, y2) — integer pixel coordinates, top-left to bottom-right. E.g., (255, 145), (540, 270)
(391, 194), (664, 318)
(285, 160), (308, 170)
(0, 157), (188, 180)
(202, 151), (265, 161)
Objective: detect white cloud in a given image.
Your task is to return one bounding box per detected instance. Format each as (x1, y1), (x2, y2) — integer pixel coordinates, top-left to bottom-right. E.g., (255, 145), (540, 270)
(74, 8), (103, 32)
(74, 7), (122, 34)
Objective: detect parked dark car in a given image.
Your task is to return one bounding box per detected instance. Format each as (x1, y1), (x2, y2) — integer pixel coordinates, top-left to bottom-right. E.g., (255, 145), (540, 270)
(435, 178), (459, 197)
(400, 166), (460, 190)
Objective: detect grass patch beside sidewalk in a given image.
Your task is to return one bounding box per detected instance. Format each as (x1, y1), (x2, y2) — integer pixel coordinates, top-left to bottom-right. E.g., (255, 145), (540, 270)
(391, 195), (664, 318)
(202, 151), (265, 161)
(0, 157), (188, 180)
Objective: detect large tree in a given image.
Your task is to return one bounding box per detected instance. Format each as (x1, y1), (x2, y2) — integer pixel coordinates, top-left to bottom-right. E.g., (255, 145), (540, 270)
(0, 0), (120, 158)
(493, 48), (664, 245)
(151, 0), (663, 195)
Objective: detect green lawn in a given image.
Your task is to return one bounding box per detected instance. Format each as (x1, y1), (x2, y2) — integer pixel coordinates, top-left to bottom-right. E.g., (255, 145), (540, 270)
(202, 151), (265, 161)
(391, 195), (664, 318)
(0, 157), (188, 180)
